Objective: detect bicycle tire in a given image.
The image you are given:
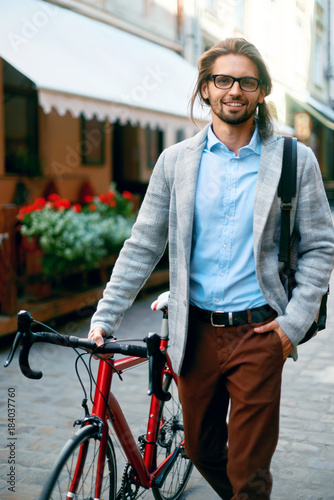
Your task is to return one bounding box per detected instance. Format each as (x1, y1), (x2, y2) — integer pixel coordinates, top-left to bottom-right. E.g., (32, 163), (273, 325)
(40, 423), (117, 500)
(152, 373), (193, 500)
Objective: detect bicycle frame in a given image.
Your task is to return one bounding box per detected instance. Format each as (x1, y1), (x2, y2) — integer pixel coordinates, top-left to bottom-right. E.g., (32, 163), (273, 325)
(69, 319), (180, 499)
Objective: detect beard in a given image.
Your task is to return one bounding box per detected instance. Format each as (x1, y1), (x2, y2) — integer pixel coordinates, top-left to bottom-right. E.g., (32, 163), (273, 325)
(213, 106), (257, 125)
(209, 95), (260, 126)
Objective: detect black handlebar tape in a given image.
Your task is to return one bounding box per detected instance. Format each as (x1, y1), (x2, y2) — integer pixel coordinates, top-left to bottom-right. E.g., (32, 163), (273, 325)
(147, 333), (171, 402)
(19, 333), (42, 379)
(17, 331), (89, 379)
(16, 323), (148, 379)
(92, 341), (148, 358)
(118, 344), (148, 358)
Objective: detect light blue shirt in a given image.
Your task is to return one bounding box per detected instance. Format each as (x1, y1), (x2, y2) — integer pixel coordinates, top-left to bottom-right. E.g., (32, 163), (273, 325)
(189, 124), (266, 312)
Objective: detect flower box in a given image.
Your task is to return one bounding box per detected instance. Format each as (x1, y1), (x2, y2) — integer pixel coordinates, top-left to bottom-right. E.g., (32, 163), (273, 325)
(17, 187), (136, 286)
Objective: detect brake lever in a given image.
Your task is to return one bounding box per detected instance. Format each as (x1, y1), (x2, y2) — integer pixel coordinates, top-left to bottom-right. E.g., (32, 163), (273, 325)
(4, 310), (43, 379)
(4, 310), (34, 368)
(4, 331), (22, 368)
(18, 328), (43, 379)
(146, 333), (171, 402)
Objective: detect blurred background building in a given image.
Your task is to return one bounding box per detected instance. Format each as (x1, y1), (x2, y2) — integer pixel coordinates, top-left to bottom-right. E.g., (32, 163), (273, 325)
(0, 0), (333, 204)
(0, 0), (333, 323)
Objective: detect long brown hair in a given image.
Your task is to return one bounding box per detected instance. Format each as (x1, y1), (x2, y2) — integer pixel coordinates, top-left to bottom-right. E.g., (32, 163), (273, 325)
(189, 38), (274, 139)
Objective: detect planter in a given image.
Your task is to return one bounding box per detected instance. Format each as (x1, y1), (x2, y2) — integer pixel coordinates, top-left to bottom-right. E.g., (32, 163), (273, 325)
(19, 235), (43, 276)
(21, 235), (39, 252)
(99, 254), (117, 283)
(25, 280), (53, 301)
(25, 247), (43, 276)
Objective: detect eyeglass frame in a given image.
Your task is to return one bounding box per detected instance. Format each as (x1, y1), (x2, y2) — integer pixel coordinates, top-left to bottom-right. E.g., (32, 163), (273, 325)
(208, 74), (263, 92)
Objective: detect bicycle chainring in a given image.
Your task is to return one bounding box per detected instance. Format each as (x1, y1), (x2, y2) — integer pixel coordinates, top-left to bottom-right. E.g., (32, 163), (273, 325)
(120, 463), (140, 500)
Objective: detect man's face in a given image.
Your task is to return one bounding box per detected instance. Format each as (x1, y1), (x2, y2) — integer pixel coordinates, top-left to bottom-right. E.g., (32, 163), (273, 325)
(201, 54), (266, 126)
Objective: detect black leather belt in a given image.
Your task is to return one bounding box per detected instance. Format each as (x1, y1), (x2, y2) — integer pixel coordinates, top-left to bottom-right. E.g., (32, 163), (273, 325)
(190, 304), (276, 327)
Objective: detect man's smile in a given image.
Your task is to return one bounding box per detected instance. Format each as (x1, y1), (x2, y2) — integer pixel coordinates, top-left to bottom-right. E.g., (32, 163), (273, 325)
(223, 101), (245, 108)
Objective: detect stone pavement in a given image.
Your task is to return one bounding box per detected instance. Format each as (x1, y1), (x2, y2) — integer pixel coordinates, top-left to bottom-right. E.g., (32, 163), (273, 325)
(1, 284), (334, 500)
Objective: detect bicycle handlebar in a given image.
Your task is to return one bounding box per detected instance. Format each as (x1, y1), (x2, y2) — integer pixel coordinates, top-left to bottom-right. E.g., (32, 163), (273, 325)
(147, 333), (171, 402)
(4, 311), (171, 401)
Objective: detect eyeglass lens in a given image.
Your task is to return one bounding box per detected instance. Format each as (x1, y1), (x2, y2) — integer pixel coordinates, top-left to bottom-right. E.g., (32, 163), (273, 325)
(213, 75), (259, 92)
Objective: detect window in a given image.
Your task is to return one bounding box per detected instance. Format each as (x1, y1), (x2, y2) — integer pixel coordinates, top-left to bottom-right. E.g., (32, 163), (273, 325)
(146, 126), (163, 170)
(295, 18), (305, 76)
(205, 0), (218, 13)
(314, 36), (324, 87)
(3, 60), (40, 176)
(235, 0), (244, 32)
(81, 115), (105, 165)
(112, 121), (163, 193)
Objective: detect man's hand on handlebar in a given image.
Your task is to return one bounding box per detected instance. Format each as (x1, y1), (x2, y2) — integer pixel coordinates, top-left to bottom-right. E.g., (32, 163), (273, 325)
(88, 327), (114, 359)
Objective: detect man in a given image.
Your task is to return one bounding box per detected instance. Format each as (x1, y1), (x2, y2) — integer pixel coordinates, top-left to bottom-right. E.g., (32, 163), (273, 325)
(89, 38), (334, 499)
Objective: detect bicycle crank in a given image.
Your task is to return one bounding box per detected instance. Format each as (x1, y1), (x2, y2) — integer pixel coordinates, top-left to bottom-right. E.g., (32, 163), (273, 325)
(119, 463), (140, 500)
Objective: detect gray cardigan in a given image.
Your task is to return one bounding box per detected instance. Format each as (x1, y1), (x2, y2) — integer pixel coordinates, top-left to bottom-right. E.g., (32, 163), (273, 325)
(90, 125), (334, 375)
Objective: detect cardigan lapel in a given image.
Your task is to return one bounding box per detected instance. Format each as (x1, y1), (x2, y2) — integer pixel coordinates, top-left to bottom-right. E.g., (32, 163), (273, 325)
(253, 135), (284, 264)
(174, 126), (209, 268)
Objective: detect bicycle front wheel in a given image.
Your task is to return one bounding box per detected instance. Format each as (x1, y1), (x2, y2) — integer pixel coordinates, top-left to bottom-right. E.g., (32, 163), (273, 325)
(40, 424), (117, 500)
(152, 372), (193, 500)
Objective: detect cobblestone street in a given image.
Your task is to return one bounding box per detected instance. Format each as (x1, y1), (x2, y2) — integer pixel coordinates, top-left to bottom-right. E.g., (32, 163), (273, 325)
(1, 283), (334, 499)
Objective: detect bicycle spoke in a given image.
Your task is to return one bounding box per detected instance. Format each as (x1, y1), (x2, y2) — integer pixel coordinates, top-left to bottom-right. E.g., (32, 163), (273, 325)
(40, 425), (116, 500)
(152, 373), (193, 500)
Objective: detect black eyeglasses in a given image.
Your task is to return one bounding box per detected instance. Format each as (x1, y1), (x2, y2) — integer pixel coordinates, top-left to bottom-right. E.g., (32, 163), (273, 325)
(209, 74), (262, 92)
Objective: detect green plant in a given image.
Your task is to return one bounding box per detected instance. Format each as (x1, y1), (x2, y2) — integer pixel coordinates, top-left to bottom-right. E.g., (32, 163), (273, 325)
(98, 215), (133, 254)
(18, 188), (135, 278)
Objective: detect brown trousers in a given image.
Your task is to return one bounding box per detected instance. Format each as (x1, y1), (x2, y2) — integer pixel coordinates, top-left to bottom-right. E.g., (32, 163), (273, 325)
(178, 310), (285, 500)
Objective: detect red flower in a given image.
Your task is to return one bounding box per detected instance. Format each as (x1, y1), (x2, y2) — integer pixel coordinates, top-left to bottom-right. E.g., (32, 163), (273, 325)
(108, 199), (116, 207)
(47, 193), (61, 202)
(55, 199), (71, 210)
(122, 191), (133, 200)
(18, 207), (28, 217)
(89, 203), (97, 211)
(72, 204), (82, 213)
(63, 199), (71, 209)
(33, 197), (47, 209)
(17, 200), (45, 220)
(98, 193), (107, 203)
(98, 191), (115, 204)
(84, 195), (94, 203)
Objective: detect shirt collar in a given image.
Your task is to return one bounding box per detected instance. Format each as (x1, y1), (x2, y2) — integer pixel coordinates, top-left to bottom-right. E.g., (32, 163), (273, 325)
(207, 121), (261, 156)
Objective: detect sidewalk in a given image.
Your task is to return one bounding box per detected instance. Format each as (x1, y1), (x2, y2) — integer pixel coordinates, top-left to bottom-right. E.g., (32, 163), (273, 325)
(1, 286), (334, 499)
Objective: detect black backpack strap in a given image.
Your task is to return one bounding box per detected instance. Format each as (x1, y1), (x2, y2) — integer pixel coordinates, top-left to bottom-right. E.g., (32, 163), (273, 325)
(278, 137), (297, 297)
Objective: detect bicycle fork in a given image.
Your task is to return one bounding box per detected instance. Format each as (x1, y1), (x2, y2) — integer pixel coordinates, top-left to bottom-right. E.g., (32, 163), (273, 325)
(66, 360), (114, 500)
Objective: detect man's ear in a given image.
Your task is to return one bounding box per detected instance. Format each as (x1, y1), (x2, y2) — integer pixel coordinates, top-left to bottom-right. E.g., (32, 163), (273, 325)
(258, 84), (266, 104)
(201, 81), (209, 100)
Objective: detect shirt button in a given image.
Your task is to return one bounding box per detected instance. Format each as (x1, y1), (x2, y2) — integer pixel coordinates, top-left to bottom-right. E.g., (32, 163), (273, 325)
(223, 244), (227, 249)
(220, 272), (224, 277)
(228, 186), (232, 190)
(216, 298), (220, 303)
(226, 215), (230, 219)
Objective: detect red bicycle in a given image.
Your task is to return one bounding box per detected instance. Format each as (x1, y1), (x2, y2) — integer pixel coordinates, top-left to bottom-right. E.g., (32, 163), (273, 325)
(4, 292), (193, 500)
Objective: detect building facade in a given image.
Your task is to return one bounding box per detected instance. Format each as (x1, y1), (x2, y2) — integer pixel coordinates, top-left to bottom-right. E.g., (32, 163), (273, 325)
(1, 0), (333, 206)
(0, 0), (205, 206)
(191, 0), (334, 195)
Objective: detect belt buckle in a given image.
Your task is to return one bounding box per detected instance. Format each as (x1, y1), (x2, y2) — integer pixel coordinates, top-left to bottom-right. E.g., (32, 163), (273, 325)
(210, 311), (233, 327)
